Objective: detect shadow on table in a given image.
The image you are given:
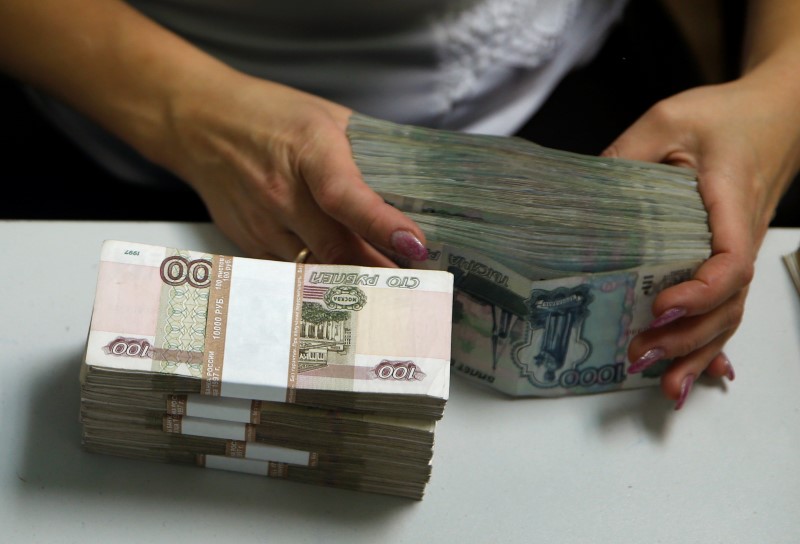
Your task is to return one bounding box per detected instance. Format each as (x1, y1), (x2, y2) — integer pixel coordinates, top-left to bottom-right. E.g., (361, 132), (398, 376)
(594, 375), (730, 440)
(14, 352), (416, 524)
(447, 360), (729, 446)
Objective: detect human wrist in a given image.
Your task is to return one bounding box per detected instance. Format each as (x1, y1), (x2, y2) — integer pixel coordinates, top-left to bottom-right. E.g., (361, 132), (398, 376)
(738, 45), (800, 190)
(130, 58), (247, 178)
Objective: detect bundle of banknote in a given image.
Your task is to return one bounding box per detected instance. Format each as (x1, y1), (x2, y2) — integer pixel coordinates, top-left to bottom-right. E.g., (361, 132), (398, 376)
(784, 243), (800, 297)
(80, 393), (435, 498)
(347, 113), (713, 397)
(79, 240), (454, 499)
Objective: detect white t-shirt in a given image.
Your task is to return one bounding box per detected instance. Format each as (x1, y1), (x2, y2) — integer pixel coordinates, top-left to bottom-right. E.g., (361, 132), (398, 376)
(30, 0), (629, 184)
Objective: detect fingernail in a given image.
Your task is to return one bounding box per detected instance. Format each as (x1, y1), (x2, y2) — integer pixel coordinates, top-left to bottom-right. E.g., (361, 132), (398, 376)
(650, 307), (687, 328)
(674, 374), (695, 411)
(721, 353), (735, 381)
(628, 347), (666, 374)
(390, 230), (428, 261)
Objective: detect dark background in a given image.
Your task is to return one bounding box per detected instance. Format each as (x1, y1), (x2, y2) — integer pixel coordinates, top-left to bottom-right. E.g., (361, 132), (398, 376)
(0, 0), (797, 226)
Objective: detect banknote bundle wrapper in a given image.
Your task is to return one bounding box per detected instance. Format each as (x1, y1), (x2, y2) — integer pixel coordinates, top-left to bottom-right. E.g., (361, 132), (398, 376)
(347, 113), (713, 397)
(80, 240), (454, 499)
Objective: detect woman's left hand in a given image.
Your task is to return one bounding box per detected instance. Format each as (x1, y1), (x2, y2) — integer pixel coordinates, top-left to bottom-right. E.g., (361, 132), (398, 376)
(603, 72), (800, 408)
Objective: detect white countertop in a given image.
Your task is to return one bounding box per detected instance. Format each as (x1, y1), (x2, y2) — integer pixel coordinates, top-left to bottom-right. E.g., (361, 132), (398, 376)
(2, 221), (799, 543)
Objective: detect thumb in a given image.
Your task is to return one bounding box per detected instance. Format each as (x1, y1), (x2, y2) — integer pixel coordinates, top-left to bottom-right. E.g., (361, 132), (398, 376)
(601, 107), (691, 167)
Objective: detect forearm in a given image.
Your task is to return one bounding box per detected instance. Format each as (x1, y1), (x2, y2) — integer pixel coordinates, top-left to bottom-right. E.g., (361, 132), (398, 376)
(743, 0), (800, 73)
(739, 0), (800, 194)
(0, 0), (238, 165)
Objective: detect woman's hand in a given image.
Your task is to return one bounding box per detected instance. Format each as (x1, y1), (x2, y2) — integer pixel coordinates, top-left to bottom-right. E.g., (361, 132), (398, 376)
(152, 72), (427, 266)
(603, 72), (800, 407)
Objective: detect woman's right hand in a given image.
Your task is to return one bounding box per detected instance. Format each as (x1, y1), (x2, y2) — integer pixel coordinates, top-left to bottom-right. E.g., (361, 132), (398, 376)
(152, 72), (427, 266)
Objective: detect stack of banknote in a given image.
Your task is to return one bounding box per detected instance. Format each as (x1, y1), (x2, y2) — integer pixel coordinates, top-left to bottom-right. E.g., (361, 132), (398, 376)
(347, 113), (713, 397)
(784, 244), (800, 296)
(79, 240), (454, 500)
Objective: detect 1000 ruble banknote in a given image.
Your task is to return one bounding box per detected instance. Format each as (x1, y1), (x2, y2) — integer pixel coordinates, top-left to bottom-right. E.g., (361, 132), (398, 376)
(420, 243), (700, 396)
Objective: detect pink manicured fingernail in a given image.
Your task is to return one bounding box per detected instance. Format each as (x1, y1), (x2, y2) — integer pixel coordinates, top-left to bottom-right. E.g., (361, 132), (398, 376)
(650, 307), (687, 328)
(628, 347), (666, 374)
(722, 353), (735, 381)
(390, 230), (428, 261)
(674, 374), (695, 411)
